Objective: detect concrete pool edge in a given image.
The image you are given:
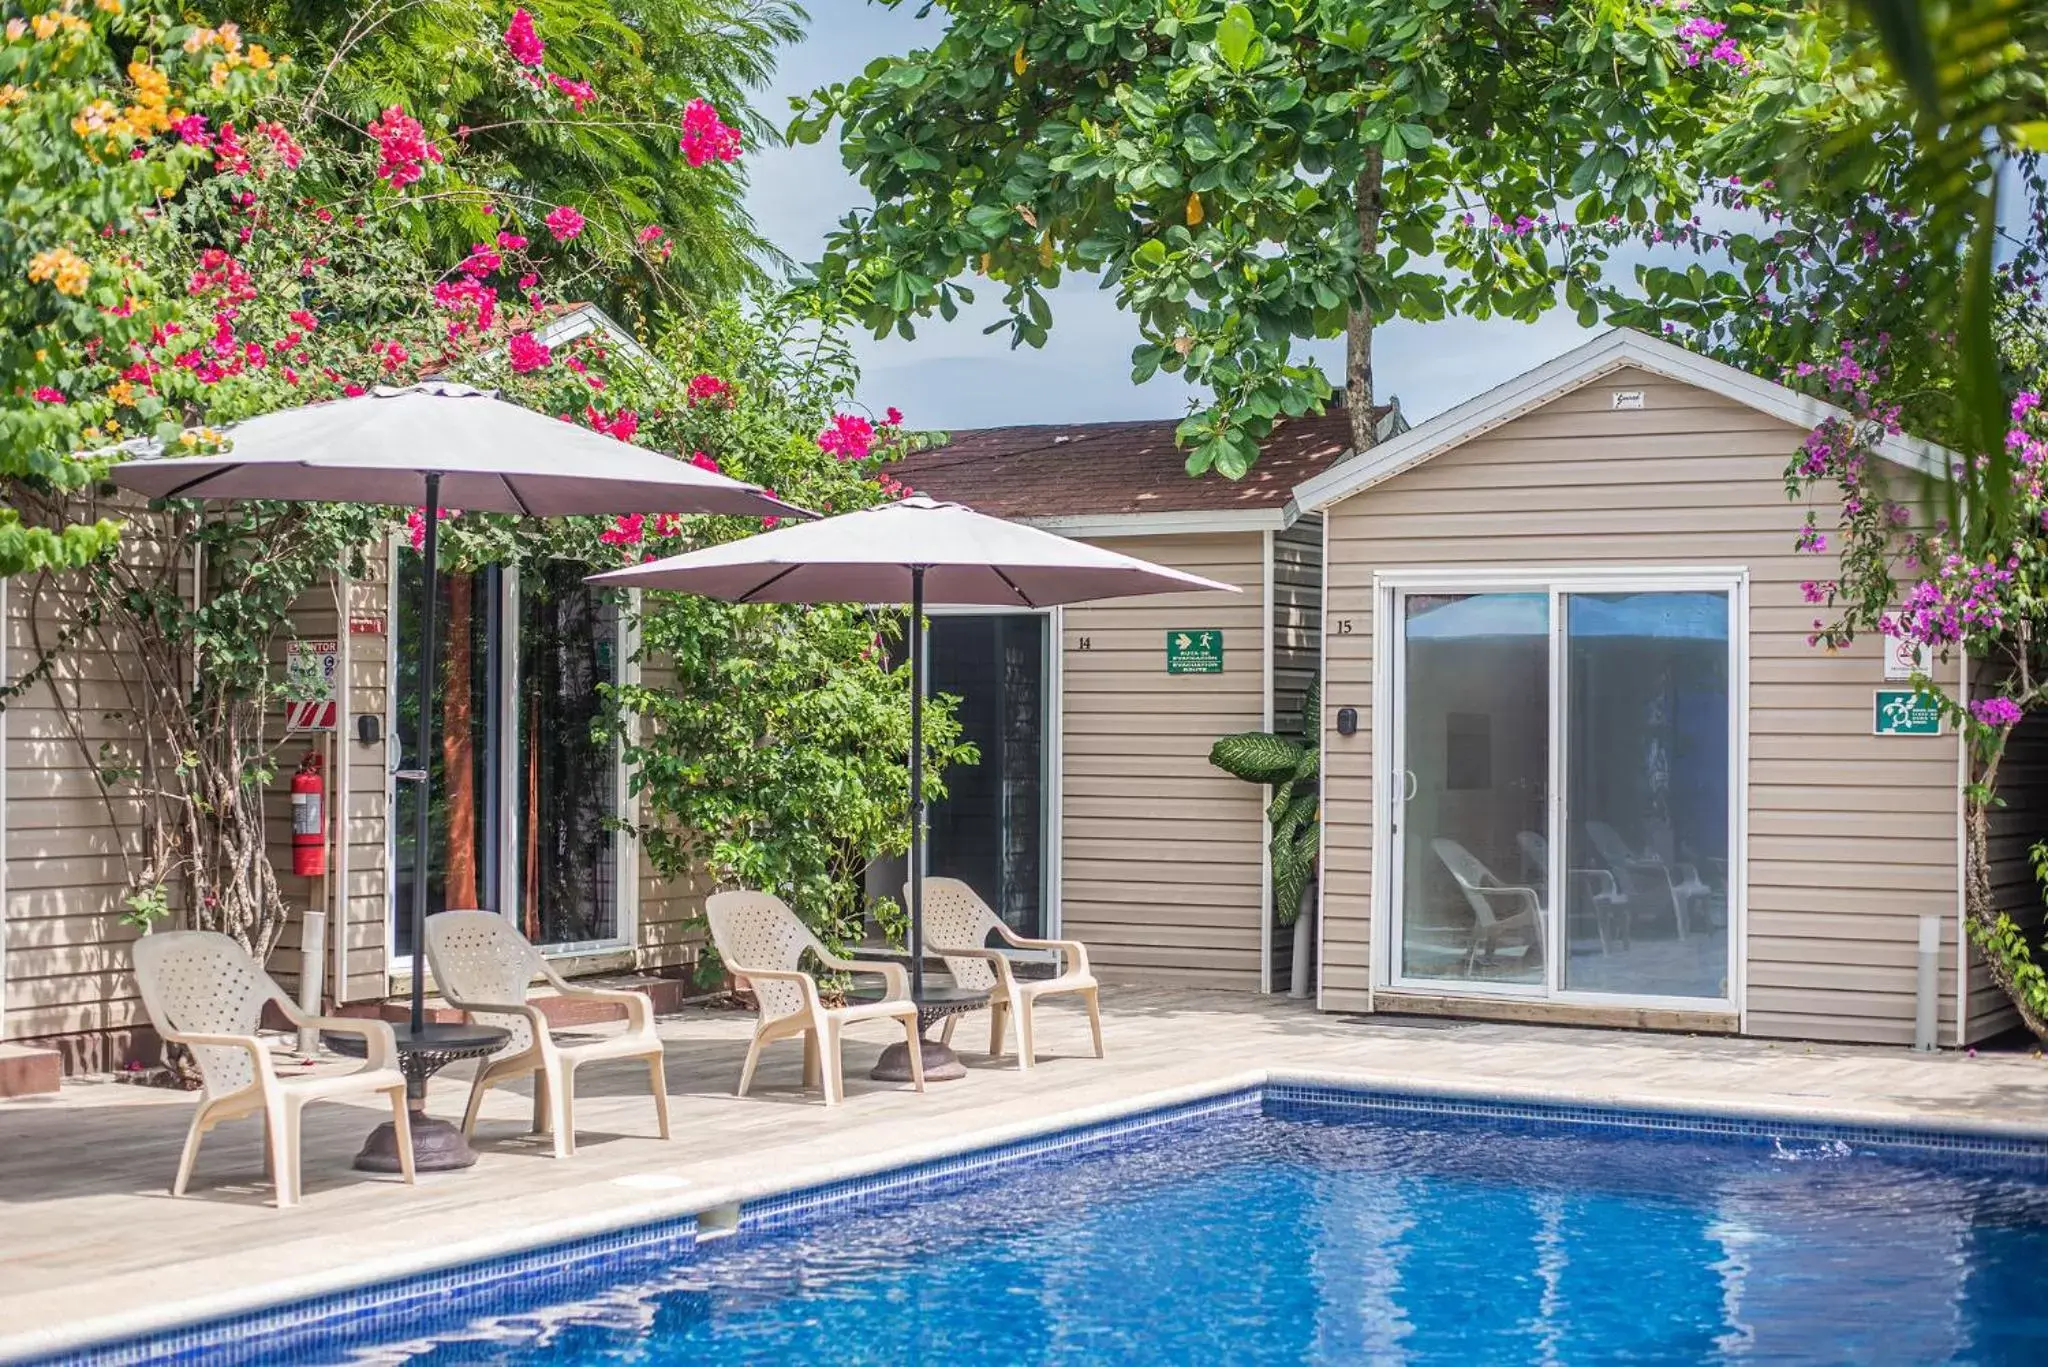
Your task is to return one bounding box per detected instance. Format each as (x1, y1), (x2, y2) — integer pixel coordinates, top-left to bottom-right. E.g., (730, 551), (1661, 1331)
(10, 1064), (2048, 1365)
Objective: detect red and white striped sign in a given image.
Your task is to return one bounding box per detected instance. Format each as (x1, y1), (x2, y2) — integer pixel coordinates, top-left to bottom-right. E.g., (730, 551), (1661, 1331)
(285, 699), (338, 731)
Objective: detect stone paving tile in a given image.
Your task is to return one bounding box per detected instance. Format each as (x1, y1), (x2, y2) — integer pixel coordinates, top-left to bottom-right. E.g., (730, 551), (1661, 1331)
(2, 987), (2045, 1360)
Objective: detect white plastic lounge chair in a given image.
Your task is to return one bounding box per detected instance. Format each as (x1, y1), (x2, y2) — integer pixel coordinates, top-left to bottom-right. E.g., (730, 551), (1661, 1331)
(1516, 830), (1627, 953)
(705, 891), (925, 1105)
(132, 930), (413, 1207)
(916, 877), (1102, 1071)
(424, 911), (670, 1159)
(1431, 838), (1545, 971)
(1586, 821), (1712, 938)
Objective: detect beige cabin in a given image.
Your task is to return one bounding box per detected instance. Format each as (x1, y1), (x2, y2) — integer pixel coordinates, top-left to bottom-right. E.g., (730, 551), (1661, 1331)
(1295, 328), (2033, 1047)
(890, 404), (1402, 992)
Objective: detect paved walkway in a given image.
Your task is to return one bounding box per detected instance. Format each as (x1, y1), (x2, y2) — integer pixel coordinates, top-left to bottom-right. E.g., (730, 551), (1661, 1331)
(4, 987), (2048, 1361)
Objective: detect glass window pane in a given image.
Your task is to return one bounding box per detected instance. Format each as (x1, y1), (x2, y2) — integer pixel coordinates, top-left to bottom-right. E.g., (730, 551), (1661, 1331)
(923, 615), (1048, 937)
(1562, 592), (1730, 999)
(514, 563), (621, 947)
(392, 559), (500, 959)
(1398, 593), (1549, 986)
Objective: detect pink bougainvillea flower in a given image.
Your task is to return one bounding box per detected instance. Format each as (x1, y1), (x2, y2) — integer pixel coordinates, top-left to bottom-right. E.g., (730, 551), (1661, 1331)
(544, 204), (585, 241)
(1970, 697), (2025, 728)
(405, 506), (455, 552)
(32, 386), (65, 404)
(760, 489), (782, 530)
(172, 113), (211, 146)
(255, 120), (303, 168)
(508, 331), (552, 374)
(637, 224), (665, 245)
(884, 406), (903, 426)
(652, 512), (683, 538)
(504, 8), (545, 66)
(549, 73), (595, 110)
(584, 406), (639, 442)
(496, 230), (529, 252)
(459, 242), (502, 277)
(599, 513), (645, 548)
(686, 373), (730, 406)
(213, 122), (251, 175)
(367, 106), (441, 187)
(817, 413), (875, 461)
(687, 449), (722, 474)
(678, 97), (742, 166)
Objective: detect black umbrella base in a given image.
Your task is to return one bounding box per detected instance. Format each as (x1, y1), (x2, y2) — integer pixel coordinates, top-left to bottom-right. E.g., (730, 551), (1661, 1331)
(871, 1035), (968, 1083)
(354, 1112), (480, 1172)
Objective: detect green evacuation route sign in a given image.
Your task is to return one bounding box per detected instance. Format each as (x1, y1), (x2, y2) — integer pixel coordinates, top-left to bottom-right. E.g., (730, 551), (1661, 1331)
(1167, 629), (1223, 675)
(1874, 689), (1943, 736)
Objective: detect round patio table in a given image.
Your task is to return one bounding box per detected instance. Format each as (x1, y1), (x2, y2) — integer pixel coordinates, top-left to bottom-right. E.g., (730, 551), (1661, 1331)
(847, 979), (989, 1083)
(322, 1020), (510, 1173)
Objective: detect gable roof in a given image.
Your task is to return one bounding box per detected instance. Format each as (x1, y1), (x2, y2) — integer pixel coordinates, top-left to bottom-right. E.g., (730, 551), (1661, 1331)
(1290, 328), (1949, 516)
(887, 402), (1404, 535)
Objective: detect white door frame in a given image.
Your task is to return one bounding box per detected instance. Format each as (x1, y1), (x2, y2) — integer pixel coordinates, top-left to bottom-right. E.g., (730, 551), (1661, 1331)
(383, 547), (637, 972)
(1372, 565), (1749, 1016)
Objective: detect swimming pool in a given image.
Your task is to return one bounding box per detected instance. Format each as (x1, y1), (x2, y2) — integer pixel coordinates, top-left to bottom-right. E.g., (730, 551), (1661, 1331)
(53, 1087), (2048, 1366)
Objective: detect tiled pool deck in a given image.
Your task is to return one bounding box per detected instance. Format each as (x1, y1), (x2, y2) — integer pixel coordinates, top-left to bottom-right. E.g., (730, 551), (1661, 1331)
(5, 987), (2048, 1363)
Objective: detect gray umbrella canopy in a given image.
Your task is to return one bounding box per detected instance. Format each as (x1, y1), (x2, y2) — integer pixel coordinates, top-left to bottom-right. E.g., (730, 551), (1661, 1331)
(104, 380), (803, 1052)
(589, 494), (1238, 1026)
(588, 494), (1235, 603)
(107, 381), (807, 520)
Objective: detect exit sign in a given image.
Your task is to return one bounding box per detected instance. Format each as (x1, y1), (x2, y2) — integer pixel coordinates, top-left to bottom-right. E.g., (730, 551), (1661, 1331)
(1167, 629), (1223, 675)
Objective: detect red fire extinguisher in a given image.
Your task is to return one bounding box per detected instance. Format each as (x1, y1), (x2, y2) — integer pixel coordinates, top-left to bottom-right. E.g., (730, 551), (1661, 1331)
(291, 751), (327, 877)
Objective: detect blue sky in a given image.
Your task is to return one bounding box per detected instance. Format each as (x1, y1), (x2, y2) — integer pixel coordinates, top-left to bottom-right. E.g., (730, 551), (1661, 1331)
(741, 4), (1604, 432)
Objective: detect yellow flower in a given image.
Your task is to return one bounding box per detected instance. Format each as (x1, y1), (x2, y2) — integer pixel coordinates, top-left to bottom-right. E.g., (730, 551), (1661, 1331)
(0, 84), (22, 108)
(96, 0), (123, 13)
(216, 22), (241, 55)
(32, 11), (86, 41)
(108, 380), (137, 407)
(245, 44), (270, 70)
(128, 60), (169, 109)
(29, 246), (91, 297)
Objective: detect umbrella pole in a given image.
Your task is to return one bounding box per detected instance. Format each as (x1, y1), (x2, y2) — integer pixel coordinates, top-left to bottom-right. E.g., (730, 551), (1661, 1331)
(908, 566), (926, 1002)
(409, 471), (442, 1039)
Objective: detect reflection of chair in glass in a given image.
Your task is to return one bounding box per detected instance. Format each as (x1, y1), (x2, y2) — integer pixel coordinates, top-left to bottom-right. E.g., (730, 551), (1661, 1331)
(1586, 821), (1712, 938)
(1516, 830), (1626, 954)
(1431, 838), (1545, 974)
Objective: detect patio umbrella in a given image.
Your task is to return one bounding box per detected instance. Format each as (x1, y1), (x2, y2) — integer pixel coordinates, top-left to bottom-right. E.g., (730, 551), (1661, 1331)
(587, 494), (1238, 1006)
(110, 381), (807, 1040)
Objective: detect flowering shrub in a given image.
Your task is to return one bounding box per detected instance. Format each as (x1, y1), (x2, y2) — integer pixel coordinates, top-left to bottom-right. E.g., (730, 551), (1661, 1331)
(678, 97), (741, 167)
(1792, 340), (2048, 1040)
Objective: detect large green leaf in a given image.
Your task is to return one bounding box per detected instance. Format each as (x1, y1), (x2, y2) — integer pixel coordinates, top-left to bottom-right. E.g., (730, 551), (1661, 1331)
(1210, 731), (1307, 783)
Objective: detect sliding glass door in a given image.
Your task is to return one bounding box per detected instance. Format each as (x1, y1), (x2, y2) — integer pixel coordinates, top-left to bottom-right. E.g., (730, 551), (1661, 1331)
(1388, 580), (1736, 1006)
(391, 555), (628, 960)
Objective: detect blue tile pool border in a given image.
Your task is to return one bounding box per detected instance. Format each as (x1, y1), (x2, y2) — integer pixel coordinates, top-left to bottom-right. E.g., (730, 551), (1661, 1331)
(18, 1079), (2048, 1367)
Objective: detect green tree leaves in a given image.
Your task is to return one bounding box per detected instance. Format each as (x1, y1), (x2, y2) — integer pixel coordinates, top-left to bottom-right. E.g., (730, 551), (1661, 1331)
(799, 0), (1728, 476)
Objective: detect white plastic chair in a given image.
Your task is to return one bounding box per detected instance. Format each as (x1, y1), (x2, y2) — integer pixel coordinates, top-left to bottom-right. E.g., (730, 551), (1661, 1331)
(424, 911), (670, 1159)
(1516, 829), (1626, 953)
(1587, 821), (1712, 938)
(131, 930), (413, 1208)
(1431, 838), (1545, 971)
(704, 891), (925, 1105)
(917, 878), (1102, 1071)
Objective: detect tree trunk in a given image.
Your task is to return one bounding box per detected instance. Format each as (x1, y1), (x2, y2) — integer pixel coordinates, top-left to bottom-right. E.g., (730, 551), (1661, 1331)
(443, 571), (479, 909)
(1963, 790), (2048, 1043)
(1345, 148), (1384, 457)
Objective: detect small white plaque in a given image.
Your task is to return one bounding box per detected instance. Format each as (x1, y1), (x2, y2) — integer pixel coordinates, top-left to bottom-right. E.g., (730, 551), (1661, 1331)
(1611, 390), (1645, 411)
(1884, 628), (1932, 681)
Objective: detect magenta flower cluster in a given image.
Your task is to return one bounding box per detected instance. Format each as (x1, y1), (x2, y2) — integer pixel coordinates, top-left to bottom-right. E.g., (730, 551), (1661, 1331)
(1969, 697), (2026, 728)
(1886, 554), (2017, 649)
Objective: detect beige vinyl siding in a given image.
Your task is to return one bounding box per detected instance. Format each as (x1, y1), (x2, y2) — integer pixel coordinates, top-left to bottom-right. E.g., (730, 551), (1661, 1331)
(1061, 533), (1266, 988)
(629, 649), (706, 976)
(337, 565), (391, 1002)
(2, 538), (175, 1059)
(1976, 710), (2048, 1042)
(1319, 366), (1961, 1043)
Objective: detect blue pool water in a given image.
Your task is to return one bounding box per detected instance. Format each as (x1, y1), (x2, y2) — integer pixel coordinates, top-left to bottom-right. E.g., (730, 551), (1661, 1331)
(331, 1099), (2048, 1366)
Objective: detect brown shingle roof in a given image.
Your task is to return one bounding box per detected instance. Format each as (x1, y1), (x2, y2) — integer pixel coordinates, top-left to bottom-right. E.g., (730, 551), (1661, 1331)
(885, 405), (1393, 521)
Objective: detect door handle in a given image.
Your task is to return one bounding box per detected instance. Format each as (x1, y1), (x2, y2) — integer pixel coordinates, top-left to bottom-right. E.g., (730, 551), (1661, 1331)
(1403, 770), (1419, 802)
